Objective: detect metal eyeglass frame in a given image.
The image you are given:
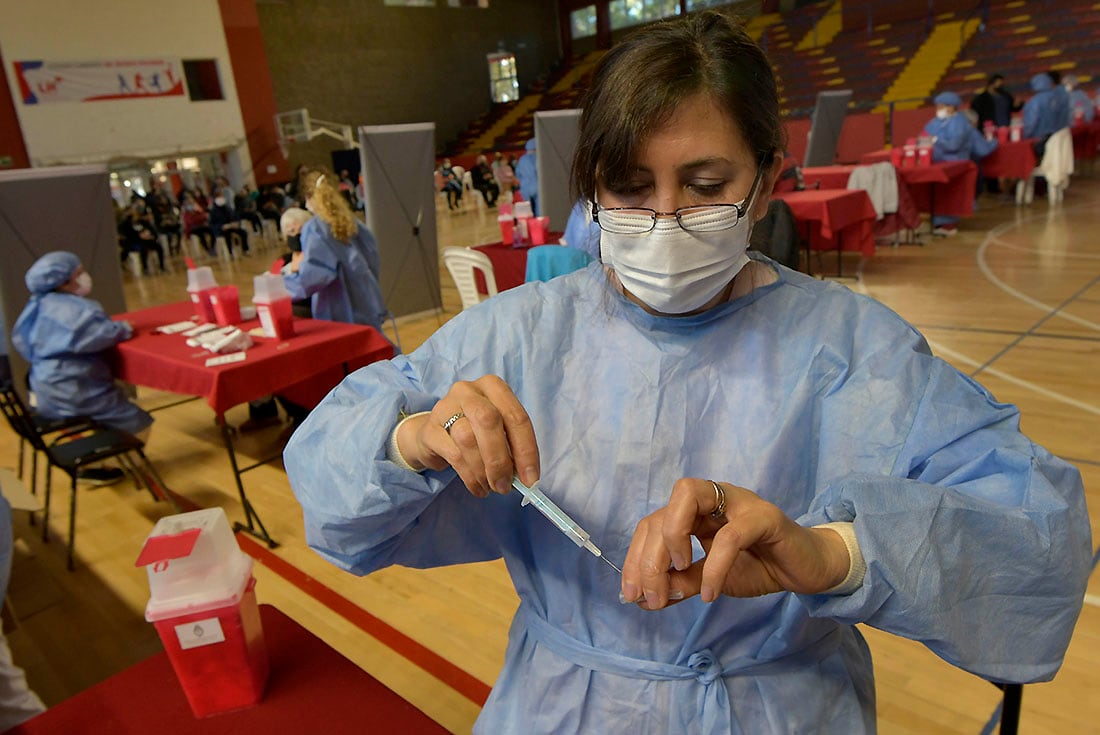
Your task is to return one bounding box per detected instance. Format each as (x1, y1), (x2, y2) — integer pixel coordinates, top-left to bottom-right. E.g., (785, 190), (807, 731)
(590, 164), (765, 235)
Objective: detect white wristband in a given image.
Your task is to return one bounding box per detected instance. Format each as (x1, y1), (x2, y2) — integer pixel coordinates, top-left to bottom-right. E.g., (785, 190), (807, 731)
(814, 521), (866, 595)
(386, 411), (431, 472)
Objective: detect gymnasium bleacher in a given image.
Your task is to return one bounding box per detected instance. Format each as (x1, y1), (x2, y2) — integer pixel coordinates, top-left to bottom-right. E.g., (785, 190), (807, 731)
(443, 0), (1099, 161)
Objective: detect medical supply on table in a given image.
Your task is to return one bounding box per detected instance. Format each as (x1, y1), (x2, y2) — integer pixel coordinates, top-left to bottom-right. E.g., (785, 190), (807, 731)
(185, 325), (237, 348)
(186, 265), (218, 323)
(253, 274), (294, 339)
(209, 285), (241, 326)
(136, 507), (269, 718)
(204, 328), (253, 355)
(511, 476), (621, 574)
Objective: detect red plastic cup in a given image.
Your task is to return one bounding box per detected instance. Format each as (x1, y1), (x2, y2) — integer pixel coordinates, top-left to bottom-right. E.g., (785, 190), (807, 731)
(890, 147), (904, 167)
(997, 126), (1009, 143)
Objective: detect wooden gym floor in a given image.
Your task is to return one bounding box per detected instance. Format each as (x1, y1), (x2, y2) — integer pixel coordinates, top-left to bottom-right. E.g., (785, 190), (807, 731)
(1, 179), (1097, 734)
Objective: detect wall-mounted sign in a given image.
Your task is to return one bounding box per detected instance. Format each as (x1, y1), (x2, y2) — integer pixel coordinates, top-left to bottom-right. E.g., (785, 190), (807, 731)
(13, 59), (186, 104)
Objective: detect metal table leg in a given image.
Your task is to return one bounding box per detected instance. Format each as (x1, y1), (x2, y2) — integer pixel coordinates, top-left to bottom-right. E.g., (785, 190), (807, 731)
(218, 417), (278, 548)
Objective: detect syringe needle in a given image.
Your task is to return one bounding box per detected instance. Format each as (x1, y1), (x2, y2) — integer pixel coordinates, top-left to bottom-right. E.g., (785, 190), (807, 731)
(601, 556), (622, 574)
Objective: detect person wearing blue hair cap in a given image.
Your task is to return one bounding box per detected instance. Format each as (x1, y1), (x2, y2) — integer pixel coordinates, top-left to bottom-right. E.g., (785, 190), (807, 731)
(1023, 72), (1067, 159)
(923, 91), (997, 235)
(12, 252), (152, 463)
(514, 138), (539, 216)
(286, 13), (1089, 733)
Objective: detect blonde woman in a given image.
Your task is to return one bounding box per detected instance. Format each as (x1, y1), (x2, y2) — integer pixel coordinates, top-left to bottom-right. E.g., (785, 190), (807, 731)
(284, 169), (390, 335)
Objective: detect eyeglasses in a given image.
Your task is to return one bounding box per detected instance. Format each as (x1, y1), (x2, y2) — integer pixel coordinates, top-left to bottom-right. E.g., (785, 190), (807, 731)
(592, 167), (764, 236)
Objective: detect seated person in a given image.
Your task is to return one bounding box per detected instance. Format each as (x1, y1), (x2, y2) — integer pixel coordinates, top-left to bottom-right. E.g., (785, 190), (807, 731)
(208, 196), (249, 256)
(279, 207), (314, 319)
(180, 193), (215, 255)
(12, 252), (152, 483)
(469, 155), (500, 207)
(922, 91), (996, 236)
(438, 159), (463, 211)
(117, 200), (165, 273)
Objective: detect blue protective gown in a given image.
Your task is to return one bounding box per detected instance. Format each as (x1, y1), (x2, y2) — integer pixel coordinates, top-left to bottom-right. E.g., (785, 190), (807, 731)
(1069, 88), (1095, 124)
(514, 139), (539, 216)
(11, 293), (152, 433)
(283, 217), (388, 330)
(285, 258), (1090, 734)
(562, 198), (602, 260)
(1023, 74), (1066, 141)
(923, 113), (997, 163)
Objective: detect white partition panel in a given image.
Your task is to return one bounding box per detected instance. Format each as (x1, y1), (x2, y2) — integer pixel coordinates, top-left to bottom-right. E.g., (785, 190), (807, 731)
(535, 109), (582, 233)
(0, 165), (124, 395)
(359, 123), (441, 319)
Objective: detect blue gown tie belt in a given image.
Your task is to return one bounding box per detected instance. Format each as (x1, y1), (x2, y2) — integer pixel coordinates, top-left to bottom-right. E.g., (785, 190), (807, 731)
(517, 602), (842, 734)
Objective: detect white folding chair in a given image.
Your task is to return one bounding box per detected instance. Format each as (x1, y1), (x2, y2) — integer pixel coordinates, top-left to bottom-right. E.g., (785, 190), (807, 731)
(442, 247), (497, 311)
(1016, 127), (1074, 205)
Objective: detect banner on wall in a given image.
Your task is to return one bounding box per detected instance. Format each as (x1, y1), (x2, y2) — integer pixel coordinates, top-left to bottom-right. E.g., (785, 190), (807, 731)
(13, 59), (186, 104)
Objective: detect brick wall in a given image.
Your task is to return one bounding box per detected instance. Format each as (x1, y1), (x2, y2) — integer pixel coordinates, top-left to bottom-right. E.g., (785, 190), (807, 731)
(258, 0), (562, 170)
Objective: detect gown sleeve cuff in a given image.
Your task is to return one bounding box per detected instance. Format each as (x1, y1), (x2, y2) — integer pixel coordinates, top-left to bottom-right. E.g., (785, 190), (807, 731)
(386, 411), (431, 473)
(814, 521), (866, 595)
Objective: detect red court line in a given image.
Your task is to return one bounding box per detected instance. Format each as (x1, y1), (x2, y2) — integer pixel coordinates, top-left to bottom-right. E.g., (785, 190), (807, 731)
(234, 532), (492, 707)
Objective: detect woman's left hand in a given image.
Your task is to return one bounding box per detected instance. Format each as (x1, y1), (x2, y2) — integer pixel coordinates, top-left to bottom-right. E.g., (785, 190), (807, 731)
(620, 479), (851, 610)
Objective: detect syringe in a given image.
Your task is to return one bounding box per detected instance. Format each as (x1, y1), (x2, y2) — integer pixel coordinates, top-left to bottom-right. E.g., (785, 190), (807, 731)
(511, 476), (621, 574)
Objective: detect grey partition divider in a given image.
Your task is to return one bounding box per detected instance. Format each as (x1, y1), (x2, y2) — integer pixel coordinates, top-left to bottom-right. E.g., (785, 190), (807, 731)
(0, 165), (123, 395)
(803, 90), (853, 168)
(535, 109), (582, 232)
(359, 123), (441, 319)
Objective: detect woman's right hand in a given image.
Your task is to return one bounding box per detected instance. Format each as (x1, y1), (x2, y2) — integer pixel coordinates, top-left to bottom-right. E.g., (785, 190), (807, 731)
(396, 375), (539, 497)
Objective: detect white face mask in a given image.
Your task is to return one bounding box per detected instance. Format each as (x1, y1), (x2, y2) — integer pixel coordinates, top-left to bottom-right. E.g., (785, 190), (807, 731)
(74, 272), (93, 297)
(935, 108), (950, 120)
(305, 198), (316, 214)
(601, 198), (756, 315)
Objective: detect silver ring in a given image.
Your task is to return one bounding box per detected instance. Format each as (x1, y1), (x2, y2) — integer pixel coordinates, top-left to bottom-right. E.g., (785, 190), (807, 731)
(442, 412), (465, 434)
(710, 481), (726, 519)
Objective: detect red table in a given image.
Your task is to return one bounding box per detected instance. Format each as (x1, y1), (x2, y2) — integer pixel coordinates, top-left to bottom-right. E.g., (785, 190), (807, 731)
(860, 153), (978, 224)
(472, 232), (563, 294)
(772, 189), (877, 277)
(800, 165), (921, 238)
(1071, 121), (1100, 161)
(9, 605), (448, 735)
(981, 138), (1038, 180)
(110, 301), (394, 545)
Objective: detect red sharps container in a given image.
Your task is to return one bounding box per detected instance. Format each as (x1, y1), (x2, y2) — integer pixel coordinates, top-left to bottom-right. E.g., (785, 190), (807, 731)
(135, 508), (269, 718)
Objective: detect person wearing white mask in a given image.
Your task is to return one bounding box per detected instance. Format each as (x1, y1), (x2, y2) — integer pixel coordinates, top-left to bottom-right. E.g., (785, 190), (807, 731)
(285, 12), (1088, 733)
(922, 91), (997, 236)
(12, 252), (151, 485)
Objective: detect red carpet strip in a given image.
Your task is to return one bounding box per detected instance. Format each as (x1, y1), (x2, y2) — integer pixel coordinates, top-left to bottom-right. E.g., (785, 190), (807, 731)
(234, 532), (492, 707)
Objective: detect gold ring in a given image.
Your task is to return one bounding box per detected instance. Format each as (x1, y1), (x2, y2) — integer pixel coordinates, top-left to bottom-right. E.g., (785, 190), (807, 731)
(442, 412), (465, 434)
(710, 480), (726, 519)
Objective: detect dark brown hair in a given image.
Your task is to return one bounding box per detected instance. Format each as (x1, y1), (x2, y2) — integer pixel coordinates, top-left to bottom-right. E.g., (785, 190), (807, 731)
(571, 10), (785, 202)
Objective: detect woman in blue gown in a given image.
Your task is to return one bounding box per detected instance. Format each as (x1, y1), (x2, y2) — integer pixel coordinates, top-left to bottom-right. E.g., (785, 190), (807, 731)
(285, 12), (1090, 733)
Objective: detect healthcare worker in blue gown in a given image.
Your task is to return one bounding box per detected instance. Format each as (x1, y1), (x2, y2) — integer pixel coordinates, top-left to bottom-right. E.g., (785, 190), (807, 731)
(513, 138), (539, 216)
(285, 13), (1090, 734)
(922, 91), (997, 236)
(283, 170), (391, 338)
(12, 251), (152, 437)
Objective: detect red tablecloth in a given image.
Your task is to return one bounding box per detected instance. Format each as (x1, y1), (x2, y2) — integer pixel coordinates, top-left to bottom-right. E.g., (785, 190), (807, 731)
(981, 138), (1037, 179)
(1071, 121), (1100, 161)
(800, 165), (857, 191)
(472, 232), (561, 293)
(800, 165), (920, 238)
(772, 189), (877, 257)
(9, 605), (448, 735)
(860, 155), (978, 218)
(110, 302), (394, 416)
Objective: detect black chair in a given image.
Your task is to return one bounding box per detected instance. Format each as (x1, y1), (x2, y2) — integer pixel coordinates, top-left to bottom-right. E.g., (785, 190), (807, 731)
(0, 357), (98, 499)
(750, 199), (802, 271)
(993, 682), (1023, 735)
(0, 382), (177, 570)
